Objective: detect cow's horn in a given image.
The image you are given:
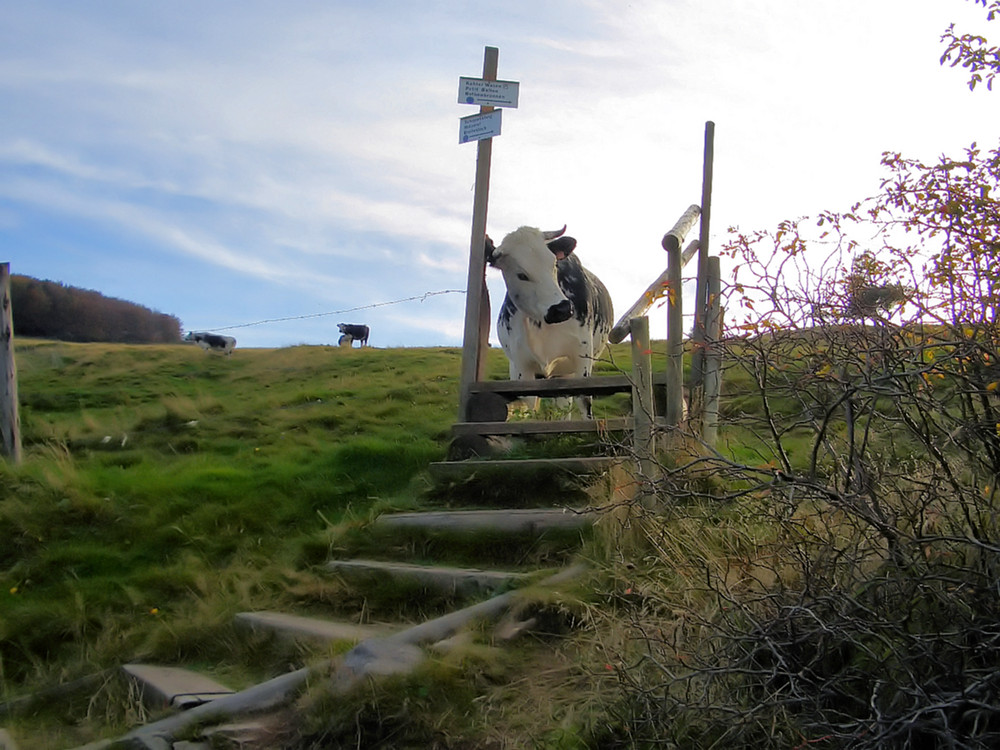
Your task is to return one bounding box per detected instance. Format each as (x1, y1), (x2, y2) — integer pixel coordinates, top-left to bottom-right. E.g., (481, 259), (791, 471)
(542, 225), (567, 241)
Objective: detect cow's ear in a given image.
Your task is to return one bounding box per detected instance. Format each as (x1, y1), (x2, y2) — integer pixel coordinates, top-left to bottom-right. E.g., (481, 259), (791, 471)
(547, 236), (577, 260)
(485, 235), (500, 265)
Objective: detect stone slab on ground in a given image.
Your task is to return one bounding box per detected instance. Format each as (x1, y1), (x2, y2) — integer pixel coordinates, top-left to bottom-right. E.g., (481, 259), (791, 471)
(121, 664), (235, 710)
(375, 508), (595, 533)
(324, 558), (530, 595)
(234, 611), (395, 645)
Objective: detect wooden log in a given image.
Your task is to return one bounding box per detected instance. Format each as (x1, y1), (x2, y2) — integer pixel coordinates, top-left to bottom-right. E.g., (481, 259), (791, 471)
(0, 263), (21, 464)
(662, 204), (701, 253)
(609, 238), (699, 344)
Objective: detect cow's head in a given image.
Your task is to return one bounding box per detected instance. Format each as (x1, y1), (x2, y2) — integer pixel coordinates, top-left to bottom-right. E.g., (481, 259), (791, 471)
(486, 225), (576, 324)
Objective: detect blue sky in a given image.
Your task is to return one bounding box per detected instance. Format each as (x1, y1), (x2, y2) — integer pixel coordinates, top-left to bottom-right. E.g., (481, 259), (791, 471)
(1, 0), (995, 348)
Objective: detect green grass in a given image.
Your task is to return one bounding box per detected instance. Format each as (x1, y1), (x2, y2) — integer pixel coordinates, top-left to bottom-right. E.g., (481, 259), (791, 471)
(1, 340), (641, 716)
(0, 336), (766, 747)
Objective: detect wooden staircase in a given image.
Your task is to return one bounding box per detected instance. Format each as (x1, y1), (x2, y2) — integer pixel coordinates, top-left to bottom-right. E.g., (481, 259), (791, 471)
(2, 505), (597, 749)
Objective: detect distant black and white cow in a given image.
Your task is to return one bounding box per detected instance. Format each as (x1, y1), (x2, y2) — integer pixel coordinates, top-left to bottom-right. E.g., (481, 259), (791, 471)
(337, 323), (369, 347)
(186, 331), (236, 356)
(486, 225), (613, 418)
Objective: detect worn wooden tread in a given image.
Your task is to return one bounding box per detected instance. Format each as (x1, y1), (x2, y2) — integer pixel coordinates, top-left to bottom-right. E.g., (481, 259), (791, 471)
(121, 664), (235, 710)
(376, 508), (595, 532)
(429, 455), (620, 475)
(452, 417), (633, 436)
(235, 611), (395, 644)
(470, 372), (666, 398)
(324, 559), (531, 594)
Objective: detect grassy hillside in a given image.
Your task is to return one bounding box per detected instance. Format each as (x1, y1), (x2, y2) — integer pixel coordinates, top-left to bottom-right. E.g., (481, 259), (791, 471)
(9, 331), (991, 748)
(0, 337), (653, 746)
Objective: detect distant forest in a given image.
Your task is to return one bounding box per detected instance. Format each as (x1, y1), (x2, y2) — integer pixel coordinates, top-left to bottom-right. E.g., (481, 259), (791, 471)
(11, 276), (182, 344)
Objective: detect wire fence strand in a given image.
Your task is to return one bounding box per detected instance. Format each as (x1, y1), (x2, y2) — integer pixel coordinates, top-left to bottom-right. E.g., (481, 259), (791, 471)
(204, 289), (466, 333)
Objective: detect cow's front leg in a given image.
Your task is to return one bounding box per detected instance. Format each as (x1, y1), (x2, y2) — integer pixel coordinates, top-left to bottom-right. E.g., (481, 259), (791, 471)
(507, 363), (542, 418)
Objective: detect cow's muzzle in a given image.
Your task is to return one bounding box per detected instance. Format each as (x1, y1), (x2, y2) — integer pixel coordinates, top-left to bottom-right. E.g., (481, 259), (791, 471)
(544, 300), (573, 324)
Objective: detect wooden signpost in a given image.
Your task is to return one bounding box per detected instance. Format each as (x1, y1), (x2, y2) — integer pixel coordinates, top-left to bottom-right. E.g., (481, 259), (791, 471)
(457, 47), (519, 422)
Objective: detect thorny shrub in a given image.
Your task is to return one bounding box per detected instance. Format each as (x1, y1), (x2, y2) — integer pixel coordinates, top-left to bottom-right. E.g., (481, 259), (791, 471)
(600, 123), (1000, 750)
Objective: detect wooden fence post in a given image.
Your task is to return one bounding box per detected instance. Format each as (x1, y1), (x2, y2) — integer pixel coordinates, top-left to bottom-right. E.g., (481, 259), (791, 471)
(458, 46), (500, 422)
(630, 316), (656, 492)
(0, 263), (22, 464)
(664, 239), (686, 429)
(702, 256), (722, 447)
(689, 121), (715, 436)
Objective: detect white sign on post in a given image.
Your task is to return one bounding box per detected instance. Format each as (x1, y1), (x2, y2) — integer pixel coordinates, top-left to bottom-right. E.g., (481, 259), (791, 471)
(459, 109), (502, 144)
(458, 77), (520, 108)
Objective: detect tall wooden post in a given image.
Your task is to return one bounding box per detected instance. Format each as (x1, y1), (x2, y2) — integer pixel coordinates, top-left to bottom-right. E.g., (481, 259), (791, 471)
(689, 121), (715, 434)
(458, 46), (500, 422)
(0, 263), (22, 464)
(703, 257), (722, 447)
(630, 317), (654, 472)
(664, 239), (685, 428)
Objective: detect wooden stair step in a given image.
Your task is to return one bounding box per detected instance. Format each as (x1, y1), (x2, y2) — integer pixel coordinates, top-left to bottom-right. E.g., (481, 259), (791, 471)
(121, 664), (235, 711)
(324, 559), (530, 595)
(234, 611), (394, 645)
(429, 455), (620, 476)
(453, 417), (633, 436)
(376, 508), (595, 533)
(469, 372), (666, 398)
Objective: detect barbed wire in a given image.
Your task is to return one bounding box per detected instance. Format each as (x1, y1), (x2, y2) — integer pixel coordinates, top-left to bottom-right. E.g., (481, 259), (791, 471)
(206, 288), (465, 332)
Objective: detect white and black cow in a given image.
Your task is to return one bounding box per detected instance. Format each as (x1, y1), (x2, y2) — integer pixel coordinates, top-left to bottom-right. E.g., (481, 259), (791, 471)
(337, 323), (369, 347)
(486, 225), (613, 418)
(186, 331), (236, 356)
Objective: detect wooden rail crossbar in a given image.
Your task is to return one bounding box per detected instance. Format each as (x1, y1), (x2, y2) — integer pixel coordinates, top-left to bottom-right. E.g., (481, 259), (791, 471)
(453, 417), (633, 437)
(469, 372), (667, 399)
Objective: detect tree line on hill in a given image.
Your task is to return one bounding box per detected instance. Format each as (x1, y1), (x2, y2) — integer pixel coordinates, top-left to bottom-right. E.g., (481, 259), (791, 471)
(11, 275), (182, 344)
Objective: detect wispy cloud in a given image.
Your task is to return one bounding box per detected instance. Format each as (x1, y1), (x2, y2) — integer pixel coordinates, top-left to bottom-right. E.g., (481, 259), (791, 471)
(0, 0), (995, 347)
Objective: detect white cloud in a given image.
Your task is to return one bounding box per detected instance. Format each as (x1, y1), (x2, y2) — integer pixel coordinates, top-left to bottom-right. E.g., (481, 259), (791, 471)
(0, 0), (996, 348)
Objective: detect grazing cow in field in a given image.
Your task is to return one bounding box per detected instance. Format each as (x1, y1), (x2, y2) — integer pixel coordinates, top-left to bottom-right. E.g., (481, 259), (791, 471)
(486, 225), (613, 418)
(186, 331), (236, 356)
(337, 323), (369, 347)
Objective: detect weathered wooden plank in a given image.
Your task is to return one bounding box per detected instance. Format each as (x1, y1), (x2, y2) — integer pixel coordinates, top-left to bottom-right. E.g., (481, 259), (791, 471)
(121, 664), (235, 710)
(429, 455), (619, 476)
(470, 373), (666, 398)
(235, 611), (395, 645)
(452, 417), (632, 436)
(376, 508), (595, 532)
(325, 559), (529, 595)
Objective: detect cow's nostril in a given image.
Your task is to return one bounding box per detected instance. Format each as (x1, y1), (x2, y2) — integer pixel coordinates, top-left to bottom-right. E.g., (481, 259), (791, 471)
(545, 300), (573, 324)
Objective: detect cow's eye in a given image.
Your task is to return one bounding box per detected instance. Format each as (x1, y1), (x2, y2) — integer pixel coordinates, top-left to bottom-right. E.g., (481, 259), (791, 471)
(517, 272), (530, 281)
